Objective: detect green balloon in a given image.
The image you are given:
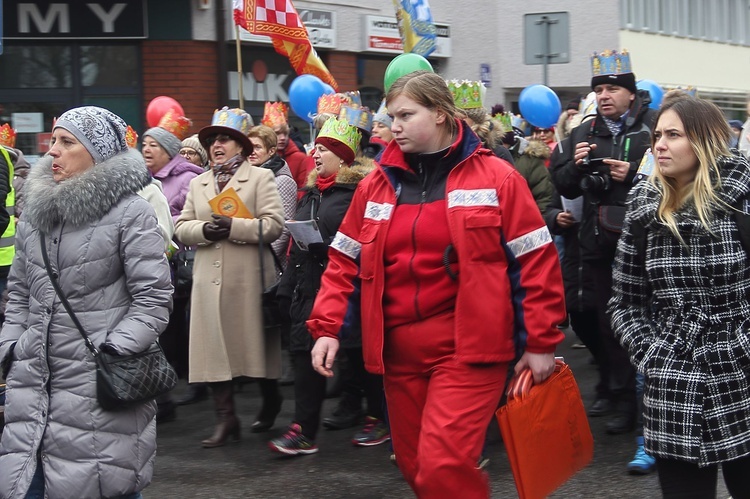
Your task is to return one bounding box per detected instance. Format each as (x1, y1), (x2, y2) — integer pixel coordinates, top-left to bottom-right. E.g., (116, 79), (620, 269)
(383, 53), (434, 93)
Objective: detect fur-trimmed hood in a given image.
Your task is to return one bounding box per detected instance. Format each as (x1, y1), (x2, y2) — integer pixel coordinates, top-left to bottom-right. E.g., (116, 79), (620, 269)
(23, 148), (152, 233)
(305, 156), (376, 189)
(517, 139), (551, 159)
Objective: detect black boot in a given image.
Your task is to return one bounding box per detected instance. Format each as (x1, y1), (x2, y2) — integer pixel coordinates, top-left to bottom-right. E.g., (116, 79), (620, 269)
(202, 381), (240, 448)
(251, 378), (283, 433)
(176, 384), (209, 406)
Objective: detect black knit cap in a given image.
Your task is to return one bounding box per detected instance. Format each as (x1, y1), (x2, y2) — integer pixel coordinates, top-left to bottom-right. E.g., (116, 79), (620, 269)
(591, 73), (637, 94)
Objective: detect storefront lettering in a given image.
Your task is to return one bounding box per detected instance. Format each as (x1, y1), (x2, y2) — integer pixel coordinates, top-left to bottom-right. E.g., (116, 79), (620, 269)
(7, 2), (145, 39)
(18, 3), (128, 34)
(228, 72), (290, 102)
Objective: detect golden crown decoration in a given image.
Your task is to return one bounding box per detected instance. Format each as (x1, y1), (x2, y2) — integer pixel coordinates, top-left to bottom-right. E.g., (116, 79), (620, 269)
(317, 93), (352, 116)
(261, 102), (288, 128)
(447, 80), (486, 110)
(591, 49), (633, 76)
(157, 108), (192, 140)
(0, 124), (17, 148)
(125, 125), (139, 148)
(339, 106), (373, 133)
(210, 107), (253, 135)
(317, 116), (362, 156)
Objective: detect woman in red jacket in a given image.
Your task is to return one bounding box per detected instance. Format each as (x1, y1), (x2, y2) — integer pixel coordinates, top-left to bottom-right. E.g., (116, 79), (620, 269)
(308, 71), (566, 498)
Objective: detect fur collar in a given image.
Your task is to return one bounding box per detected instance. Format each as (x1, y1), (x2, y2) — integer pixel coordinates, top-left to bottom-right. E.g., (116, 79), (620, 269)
(628, 153), (750, 230)
(23, 148), (152, 233)
(521, 139), (551, 159)
(305, 156), (376, 189)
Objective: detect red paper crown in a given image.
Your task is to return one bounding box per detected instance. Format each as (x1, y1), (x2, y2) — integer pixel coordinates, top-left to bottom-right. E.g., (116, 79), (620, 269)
(157, 108), (192, 140)
(125, 125), (139, 148)
(317, 94), (352, 116)
(261, 102), (288, 128)
(0, 124), (17, 148)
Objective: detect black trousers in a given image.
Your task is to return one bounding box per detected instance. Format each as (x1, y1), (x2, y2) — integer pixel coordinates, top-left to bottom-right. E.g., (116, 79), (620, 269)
(338, 346), (386, 421)
(591, 261), (635, 413)
(569, 309), (609, 399)
(292, 350), (327, 441)
(656, 455), (750, 499)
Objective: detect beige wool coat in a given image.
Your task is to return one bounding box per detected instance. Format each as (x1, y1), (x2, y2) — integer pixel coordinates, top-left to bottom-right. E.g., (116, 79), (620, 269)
(174, 161), (284, 382)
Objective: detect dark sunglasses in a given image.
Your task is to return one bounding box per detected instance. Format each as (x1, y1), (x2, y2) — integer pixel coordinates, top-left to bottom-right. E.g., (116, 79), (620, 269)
(206, 134), (233, 146)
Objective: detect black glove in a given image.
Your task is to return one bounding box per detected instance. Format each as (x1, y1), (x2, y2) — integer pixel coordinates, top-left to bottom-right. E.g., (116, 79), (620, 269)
(203, 222), (230, 242)
(211, 214), (232, 230)
(278, 295), (292, 319)
(306, 242), (328, 257)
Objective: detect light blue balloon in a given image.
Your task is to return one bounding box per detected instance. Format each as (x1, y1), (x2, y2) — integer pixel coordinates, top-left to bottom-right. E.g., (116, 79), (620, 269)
(636, 79), (664, 110)
(289, 75), (326, 123)
(518, 85), (561, 129)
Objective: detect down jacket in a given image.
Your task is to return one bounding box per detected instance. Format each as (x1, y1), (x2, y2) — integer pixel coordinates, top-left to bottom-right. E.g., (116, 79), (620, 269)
(609, 153), (750, 466)
(0, 148), (174, 498)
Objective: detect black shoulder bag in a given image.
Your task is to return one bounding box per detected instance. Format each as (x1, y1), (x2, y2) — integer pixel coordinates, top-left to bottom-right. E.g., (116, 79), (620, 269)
(258, 219), (284, 335)
(40, 233), (178, 411)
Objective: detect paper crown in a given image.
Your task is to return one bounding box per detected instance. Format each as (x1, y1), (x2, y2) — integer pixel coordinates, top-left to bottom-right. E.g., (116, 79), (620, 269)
(339, 106), (373, 133)
(0, 124), (17, 148)
(344, 91), (362, 108)
(317, 93), (350, 115)
(157, 108), (192, 140)
(665, 85), (698, 97)
(125, 125), (138, 148)
(261, 102), (288, 128)
(447, 80), (486, 110)
(317, 116), (362, 156)
(591, 49), (632, 76)
(210, 107), (253, 135)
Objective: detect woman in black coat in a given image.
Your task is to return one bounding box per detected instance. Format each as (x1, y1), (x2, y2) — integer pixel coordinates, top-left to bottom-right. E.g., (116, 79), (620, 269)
(269, 117), (374, 456)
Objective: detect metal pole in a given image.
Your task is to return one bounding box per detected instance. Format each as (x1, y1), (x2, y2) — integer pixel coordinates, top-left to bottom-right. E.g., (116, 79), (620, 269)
(235, 24), (245, 109)
(541, 16), (549, 86)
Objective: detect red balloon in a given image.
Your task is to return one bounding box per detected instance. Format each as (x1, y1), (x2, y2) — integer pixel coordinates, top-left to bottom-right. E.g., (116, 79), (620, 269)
(146, 96), (185, 128)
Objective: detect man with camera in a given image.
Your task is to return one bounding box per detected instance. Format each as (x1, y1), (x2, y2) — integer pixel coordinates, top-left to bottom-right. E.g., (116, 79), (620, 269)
(550, 50), (656, 435)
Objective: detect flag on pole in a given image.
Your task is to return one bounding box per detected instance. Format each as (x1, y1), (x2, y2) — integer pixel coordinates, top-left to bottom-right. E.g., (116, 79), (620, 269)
(392, 0), (437, 57)
(233, 0), (338, 90)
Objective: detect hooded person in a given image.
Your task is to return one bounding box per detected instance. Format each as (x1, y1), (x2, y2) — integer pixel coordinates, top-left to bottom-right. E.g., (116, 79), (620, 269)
(0, 106), (173, 498)
(142, 110), (205, 221)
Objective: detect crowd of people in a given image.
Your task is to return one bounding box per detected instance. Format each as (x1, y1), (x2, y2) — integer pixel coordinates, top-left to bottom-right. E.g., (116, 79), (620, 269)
(0, 47), (749, 498)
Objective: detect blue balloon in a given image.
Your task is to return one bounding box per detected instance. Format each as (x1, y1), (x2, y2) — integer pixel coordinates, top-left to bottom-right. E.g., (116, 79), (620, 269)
(518, 85), (561, 129)
(636, 79), (664, 110)
(321, 83), (335, 96)
(289, 75), (326, 123)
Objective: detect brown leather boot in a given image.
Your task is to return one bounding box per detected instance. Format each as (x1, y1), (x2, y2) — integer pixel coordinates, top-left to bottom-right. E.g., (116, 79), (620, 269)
(201, 381), (241, 448)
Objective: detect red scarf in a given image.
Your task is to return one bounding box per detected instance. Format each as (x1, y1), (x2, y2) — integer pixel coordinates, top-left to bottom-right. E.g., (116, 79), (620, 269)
(315, 171), (338, 192)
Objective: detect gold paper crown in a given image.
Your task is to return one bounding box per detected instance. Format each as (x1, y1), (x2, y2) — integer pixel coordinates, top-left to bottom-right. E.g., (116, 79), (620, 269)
(261, 102), (288, 128)
(317, 117), (362, 157)
(157, 108), (192, 140)
(447, 80), (486, 110)
(591, 49), (633, 76)
(125, 125), (138, 148)
(317, 93), (352, 115)
(0, 124), (17, 148)
(339, 106), (373, 133)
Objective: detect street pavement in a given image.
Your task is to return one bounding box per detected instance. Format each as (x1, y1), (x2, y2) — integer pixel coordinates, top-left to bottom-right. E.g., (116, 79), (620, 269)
(147, 326), (730, 498)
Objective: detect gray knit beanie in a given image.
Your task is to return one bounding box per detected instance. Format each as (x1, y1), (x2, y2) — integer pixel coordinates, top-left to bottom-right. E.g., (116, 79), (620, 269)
(181, 134), (208, 166)
(143, 126), (182, 159)
(54, 106), (128, 164)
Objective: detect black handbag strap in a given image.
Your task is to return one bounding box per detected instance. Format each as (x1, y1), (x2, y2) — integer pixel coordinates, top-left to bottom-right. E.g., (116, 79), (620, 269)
(39, 233), (100, 356)
(258, 219), (283, 291)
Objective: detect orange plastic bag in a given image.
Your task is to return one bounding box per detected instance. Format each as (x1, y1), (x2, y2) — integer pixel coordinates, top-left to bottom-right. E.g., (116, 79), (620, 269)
(495, 359), (594, 499)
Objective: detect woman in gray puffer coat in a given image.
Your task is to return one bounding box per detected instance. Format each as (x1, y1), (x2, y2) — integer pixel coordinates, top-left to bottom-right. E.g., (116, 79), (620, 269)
(0, 106), (173, 499)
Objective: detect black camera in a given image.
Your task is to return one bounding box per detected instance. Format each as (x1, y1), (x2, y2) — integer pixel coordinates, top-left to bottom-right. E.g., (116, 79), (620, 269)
(580, 157), (612, 193)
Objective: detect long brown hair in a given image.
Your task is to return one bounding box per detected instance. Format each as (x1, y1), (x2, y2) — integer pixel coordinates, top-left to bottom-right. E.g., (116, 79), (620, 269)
(386, 70), (459, 138)
(649, 97), (731, 240)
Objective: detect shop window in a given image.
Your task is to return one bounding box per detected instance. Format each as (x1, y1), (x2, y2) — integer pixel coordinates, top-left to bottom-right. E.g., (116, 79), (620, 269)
(81, 45), (138, 87)
(0, 46), (73, 89)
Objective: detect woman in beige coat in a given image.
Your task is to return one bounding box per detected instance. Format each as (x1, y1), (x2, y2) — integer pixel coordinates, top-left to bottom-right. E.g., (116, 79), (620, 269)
(174, 107), (284, 448)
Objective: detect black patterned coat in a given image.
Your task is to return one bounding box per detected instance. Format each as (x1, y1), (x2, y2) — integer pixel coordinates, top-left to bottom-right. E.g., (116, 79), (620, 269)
(609, 153), (750, 466)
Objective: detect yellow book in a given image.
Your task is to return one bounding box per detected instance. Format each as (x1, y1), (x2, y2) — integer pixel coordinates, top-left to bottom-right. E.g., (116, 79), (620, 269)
(208, 187), (253, 219)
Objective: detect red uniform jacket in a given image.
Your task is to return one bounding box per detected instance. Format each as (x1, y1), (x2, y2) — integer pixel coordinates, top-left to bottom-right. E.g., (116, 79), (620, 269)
(307, 123), (565, 374)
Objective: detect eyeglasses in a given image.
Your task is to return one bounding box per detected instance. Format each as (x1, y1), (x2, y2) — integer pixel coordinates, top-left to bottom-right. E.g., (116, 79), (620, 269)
(206, 134), (233, 146)
(179, 149), (198, 158)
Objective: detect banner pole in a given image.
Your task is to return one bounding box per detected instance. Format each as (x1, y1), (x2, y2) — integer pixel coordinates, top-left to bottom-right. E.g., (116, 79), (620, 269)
(235, 24), (245, 109)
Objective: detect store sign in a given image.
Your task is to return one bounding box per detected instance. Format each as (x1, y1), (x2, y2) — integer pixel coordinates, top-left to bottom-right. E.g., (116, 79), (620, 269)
(234, 8), (336, 49)
(362, 15), (451, 58)
(12, 112), (44, 133)
(4, 1), (147, 39)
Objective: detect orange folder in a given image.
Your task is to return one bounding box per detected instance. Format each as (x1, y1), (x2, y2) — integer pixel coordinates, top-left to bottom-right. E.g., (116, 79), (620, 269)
(208, 187), (253, 218)
(496, 360), (594, 499)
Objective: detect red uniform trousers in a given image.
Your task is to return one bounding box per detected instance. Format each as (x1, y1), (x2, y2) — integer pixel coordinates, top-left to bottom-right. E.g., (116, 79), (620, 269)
(383, 310), (508, 498)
